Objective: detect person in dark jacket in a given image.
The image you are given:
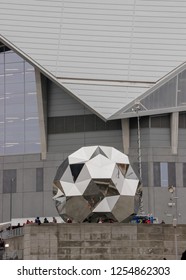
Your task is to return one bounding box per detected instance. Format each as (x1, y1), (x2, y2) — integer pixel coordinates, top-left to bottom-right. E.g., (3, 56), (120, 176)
(44, 217), (49, 223)
(35, 217), (41, 225)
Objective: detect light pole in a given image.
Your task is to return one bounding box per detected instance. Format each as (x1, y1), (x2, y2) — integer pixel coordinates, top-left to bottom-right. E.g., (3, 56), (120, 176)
(168, 185), (179, 260)
(168, 185), (178, 224)
(132, 103), (144, 215)
(132, 103), (142, 180)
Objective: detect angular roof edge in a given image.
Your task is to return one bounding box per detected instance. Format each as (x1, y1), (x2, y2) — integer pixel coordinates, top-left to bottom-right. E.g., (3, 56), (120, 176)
(109, 61), (186, 120)
(0, 34), (107, 121)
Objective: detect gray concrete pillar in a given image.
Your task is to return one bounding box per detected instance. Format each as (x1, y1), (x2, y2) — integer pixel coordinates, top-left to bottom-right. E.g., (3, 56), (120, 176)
(121, 119), (129, 155)
(35, 69), (47, 160)
(171, 112), (179, 155)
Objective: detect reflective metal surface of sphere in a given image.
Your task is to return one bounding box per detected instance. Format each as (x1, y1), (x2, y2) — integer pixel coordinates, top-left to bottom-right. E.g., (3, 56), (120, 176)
(53, 146), (141, 223)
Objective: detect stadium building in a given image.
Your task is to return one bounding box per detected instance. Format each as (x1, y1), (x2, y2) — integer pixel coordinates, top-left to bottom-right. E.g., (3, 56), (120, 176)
(0, 0), (186, 224)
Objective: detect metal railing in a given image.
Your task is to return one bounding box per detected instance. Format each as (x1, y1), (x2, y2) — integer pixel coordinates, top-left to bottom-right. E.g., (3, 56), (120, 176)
(0, 227), (24, 239)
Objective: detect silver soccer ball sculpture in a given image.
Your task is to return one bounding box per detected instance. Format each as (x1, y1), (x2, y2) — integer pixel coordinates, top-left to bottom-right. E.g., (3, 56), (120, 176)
(53, 146), (142, 223)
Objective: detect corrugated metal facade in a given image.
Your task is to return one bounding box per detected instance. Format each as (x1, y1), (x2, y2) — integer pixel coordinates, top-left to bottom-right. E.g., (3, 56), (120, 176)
(1, 0), (186, 118)
(63, 82), (148, 119)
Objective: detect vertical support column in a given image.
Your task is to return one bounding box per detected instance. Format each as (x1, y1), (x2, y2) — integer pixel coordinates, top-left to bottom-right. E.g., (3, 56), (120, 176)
(121, 118), (129, 155)
(35, 69), (47, 160)
(171, 112), (179, 155)
(147, 149), (155, 215)
(137, 114), (142, 180)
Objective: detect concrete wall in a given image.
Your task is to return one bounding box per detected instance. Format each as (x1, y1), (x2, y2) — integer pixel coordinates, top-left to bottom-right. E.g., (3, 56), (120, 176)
(4, 223), (186, 260)
(2, 235), (23, 260)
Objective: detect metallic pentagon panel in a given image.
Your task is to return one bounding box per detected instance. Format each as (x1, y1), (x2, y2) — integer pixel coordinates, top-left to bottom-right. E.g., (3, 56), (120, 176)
(53, 146), (142, 223)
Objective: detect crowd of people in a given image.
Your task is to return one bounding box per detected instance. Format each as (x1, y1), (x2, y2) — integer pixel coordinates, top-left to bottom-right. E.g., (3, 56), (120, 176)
(1, 217), (58, 231)
(25, 216), (57, 226)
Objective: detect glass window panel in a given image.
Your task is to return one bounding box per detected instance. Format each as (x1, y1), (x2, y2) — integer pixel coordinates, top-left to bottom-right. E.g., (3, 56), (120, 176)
(5, 143), (24, 155)
(0, 123), (4, 142)
(55, 117), (65, 134)
(0, 46), (4, 52)
(0, 108), (3, 118)
(0, 45), (40, 156)
(74, 115), (84, 132)
(25, 112), (38, 119)
(0, 122), (4, 133)
(129, 117), (137, 129)
(161, 115), (170, 127)
(108, 119), (122, 130)
(179, 113), (186, 128)
(48, 117), (55, 134)
(0, 146), (4, 155)
(5, 62), (24, 74)
(64, 116), (75, 133)
(25, 102), (38, 114)
(168, 162), (176, 187)
(96, 116), (107, 130)
(151, 116), (161, 127)
(0, 52), (4, 64)
(85, 115), (96, 131)
(48, 115), (122, 134)
(5, 121), (24, 142)
(0, 83), (4, 95)
(5, 117), (24, 125)
(5, 103), (24, 117)
(151, 115), (170, 128)
(178, 70), (186, 106)
(26, 92), (37, 100)
(5, 93), (24, 105)
(0, 74), (4, 84)
(25, 72), (35, 82)
(5, 82), (24, 94)
(3, 169), (16, 193)
(141, 77), (176, 110)
(0, 119), (4, 125)
(25, 143), (40, 154)
(0, 63), (4, 74)
(5, 72), (24, 84)
(25, 62), (34, 72)
(160, 162), (168, 187)
(166, 78), (177, 108)
(140, 116), (149, 128)
(25, 94), (38, 114)
(25, 82), (36, 94)
(5, 51), (23, 63)
(0, 102), (4, 117)
(25, 119), (40, 141)
(153, 162), (160, 187)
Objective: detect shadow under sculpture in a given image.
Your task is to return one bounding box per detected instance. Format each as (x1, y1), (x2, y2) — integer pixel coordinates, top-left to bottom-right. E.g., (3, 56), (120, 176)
(53, 146), (142, 223)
